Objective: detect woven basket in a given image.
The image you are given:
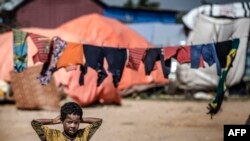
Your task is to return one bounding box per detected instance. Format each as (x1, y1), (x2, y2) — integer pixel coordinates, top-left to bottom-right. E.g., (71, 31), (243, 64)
(10, 65), (60, 110)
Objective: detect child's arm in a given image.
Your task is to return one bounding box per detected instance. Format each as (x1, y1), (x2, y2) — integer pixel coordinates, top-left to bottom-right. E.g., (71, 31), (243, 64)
(82, 117), (102, 124)
(31, 116), (61, 141)
(82, 117), (103, 140)
(32, 115), (61, 125)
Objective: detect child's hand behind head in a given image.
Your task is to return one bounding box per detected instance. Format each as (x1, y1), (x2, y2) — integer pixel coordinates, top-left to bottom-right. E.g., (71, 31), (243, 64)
(53, 115), (61, 124)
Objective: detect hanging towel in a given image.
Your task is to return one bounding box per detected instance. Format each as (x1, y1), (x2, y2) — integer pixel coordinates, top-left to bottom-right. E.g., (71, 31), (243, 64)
(176, 45), (191, 64)
(57, 42), (85, 85)
(127, 48), (146, 70)
(29, 33), (51, 64)
(57, 42), (84, 71)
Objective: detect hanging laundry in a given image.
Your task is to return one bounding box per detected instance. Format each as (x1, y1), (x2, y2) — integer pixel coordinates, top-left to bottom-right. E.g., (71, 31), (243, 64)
(103, 47), (127, 87)
(163, 46), (197, 78)
(126, 48), (146, 70)
(56, 42), (85, 85)
(207, 38), (239, 117)
(39, 36), (67, 85)
(79, 64), (87, 86)
(243, 40), (250, 80)
(57, 42), (84, 71)
(163, 45), (203, 66)
(28, 33), (51, 64)
(83, 45), (107, 86)
(143, 48), (170, 78)
(191, 43), (221, 75)
(83, 45), (127, 87)
(13, 29), (28, 72)
(215, 40), (232, 68)
(175, 46), (191, 64)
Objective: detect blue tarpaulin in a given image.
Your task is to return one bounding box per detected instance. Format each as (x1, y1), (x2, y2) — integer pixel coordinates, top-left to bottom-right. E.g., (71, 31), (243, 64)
(128, 22), (187, 47)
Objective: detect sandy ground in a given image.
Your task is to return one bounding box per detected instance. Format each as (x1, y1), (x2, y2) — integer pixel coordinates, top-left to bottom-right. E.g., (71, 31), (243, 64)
(0, 99), (249, 141)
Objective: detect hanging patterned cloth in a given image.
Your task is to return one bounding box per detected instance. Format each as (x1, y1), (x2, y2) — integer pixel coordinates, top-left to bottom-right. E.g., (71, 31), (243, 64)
(207, 38), (240, 118)
(28, 32), (51, 64)
(13, 29), (28, 72)
(39, 36), (67, 85)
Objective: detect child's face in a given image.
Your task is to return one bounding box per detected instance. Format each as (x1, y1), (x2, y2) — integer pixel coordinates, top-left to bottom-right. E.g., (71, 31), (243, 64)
(62, 114), (81, 135)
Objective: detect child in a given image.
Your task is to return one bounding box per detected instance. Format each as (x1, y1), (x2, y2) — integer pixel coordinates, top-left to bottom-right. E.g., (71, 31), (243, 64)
(31, 102), (102, 141)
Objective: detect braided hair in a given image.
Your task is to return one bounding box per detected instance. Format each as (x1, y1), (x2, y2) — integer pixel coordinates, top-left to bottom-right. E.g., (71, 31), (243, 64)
(60, 102), (83, 121)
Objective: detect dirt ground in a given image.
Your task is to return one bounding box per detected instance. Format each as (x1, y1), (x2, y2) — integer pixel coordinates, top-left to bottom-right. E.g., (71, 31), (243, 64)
(0, 99), (249, 141)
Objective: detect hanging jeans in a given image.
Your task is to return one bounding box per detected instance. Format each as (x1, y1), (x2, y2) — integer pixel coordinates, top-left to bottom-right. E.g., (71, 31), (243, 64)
(191, 43), (221, 75)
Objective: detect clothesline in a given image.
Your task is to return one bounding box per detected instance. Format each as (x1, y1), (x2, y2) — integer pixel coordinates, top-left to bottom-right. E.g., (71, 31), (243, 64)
(13, 29), (242, 84)
(11, 28), (244, 118)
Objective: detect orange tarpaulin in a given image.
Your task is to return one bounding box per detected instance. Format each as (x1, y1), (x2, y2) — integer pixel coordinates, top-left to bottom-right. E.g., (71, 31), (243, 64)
(0, 14), (167, 106)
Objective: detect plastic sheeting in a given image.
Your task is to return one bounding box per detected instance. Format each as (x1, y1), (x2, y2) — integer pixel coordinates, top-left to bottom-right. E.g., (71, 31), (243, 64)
(128, 23), (187, 46)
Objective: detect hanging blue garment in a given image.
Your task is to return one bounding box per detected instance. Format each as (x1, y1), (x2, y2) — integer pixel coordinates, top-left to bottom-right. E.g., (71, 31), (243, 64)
(13, 29), (28, 72)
